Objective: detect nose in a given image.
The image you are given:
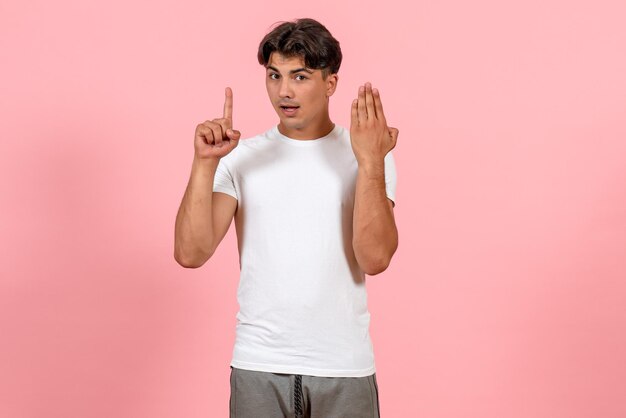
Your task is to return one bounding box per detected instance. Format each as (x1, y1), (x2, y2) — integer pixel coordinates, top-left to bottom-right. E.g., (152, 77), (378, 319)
(278, 78), (293, 99)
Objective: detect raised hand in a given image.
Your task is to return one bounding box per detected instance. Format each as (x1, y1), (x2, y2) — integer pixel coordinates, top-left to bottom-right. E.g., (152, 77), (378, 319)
(194, 87), (242, 161)
(350, 82), (398, 165)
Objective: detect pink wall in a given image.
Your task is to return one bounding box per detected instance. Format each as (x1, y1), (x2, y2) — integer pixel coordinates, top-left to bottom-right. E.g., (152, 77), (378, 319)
(1, 0), (625, 417)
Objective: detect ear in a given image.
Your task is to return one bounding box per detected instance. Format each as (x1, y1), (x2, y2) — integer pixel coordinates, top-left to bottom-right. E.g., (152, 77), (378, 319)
(326, 73), (338, 97)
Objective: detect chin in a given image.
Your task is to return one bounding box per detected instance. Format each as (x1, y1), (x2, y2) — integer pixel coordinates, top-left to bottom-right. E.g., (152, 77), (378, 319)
(279, 117), (303, 128)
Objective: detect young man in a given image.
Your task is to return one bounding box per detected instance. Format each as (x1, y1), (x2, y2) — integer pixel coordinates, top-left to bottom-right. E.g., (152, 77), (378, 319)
(174, 18), (398, 417)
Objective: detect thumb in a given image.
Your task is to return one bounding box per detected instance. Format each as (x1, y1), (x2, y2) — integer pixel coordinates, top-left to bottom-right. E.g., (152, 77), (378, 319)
(388, 127), (399, 147)
(227, 128), (241, 141)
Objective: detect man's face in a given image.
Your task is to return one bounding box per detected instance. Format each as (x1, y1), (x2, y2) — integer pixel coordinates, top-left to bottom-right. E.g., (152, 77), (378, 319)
(265, 52), (337, 132)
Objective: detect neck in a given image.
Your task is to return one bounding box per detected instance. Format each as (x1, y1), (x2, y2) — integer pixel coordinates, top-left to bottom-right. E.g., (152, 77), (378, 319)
(277, 117), (335, 140)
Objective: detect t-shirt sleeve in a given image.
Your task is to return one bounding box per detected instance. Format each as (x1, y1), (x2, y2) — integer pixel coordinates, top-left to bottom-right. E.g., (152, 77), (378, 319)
(212, 158), (238, 200)
(384, 150), (397, 206)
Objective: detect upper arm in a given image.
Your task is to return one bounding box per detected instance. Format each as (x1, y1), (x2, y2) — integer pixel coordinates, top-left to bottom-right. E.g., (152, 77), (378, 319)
(209, 191), (237, 257)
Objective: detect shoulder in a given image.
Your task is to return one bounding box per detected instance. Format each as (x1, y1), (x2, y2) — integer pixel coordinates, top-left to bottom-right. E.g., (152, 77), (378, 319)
(225, 129), (271, 156)
(335, 124), (349, 137)
(332, 124), (352, 146)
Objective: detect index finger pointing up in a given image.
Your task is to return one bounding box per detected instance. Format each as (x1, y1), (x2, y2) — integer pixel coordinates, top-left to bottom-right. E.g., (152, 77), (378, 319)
(223, 87), (233, 121)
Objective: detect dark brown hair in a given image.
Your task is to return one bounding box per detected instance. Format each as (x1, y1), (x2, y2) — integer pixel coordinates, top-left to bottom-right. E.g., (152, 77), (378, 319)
(257, 18), (342, 79)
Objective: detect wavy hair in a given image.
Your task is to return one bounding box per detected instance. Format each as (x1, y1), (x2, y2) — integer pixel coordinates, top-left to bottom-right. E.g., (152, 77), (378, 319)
(257, 18), (342, 79)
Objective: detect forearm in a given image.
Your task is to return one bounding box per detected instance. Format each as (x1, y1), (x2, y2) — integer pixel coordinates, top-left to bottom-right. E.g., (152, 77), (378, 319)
(174, 157), (219, 267)
(352, 159), (398, 275)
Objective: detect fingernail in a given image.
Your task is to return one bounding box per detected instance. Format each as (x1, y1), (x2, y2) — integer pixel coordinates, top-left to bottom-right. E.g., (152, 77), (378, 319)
(359, 86), (364, 92)
(373, 88), (378, 94)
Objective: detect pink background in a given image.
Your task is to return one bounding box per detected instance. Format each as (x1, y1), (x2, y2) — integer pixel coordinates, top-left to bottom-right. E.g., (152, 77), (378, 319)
(1, 0), (625, 417)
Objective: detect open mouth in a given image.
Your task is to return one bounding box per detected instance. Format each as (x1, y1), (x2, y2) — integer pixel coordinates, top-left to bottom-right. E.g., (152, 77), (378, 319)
(280, 106), (300, 116)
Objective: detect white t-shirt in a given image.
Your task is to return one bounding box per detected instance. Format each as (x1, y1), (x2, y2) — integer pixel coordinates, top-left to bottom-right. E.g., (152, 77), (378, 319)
(212, 123), (397, 377)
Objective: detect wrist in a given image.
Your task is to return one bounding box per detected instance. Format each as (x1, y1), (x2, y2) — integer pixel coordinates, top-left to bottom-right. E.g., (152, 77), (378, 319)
(358, 159), (385, 179)
(192, 155), (219, 175)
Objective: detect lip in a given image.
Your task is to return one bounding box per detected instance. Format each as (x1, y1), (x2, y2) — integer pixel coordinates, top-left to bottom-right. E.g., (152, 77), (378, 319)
(280, 106), (299, 117)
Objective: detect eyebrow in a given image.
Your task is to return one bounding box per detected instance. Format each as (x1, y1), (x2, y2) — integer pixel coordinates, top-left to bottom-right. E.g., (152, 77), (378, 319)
(267, 65), (314, 74)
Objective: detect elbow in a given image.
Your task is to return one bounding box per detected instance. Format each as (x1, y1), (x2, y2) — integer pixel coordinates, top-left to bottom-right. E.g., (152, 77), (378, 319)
(175, 258), (205, 269)
(174, 247), (212, 269)
(361, 258), (391, 276)
(354, 250), (392, 276)
(354, 239), (398, 276)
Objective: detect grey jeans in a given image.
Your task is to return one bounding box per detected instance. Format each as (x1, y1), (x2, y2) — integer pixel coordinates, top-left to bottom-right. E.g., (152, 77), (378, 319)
(229, 366), (381, 418)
